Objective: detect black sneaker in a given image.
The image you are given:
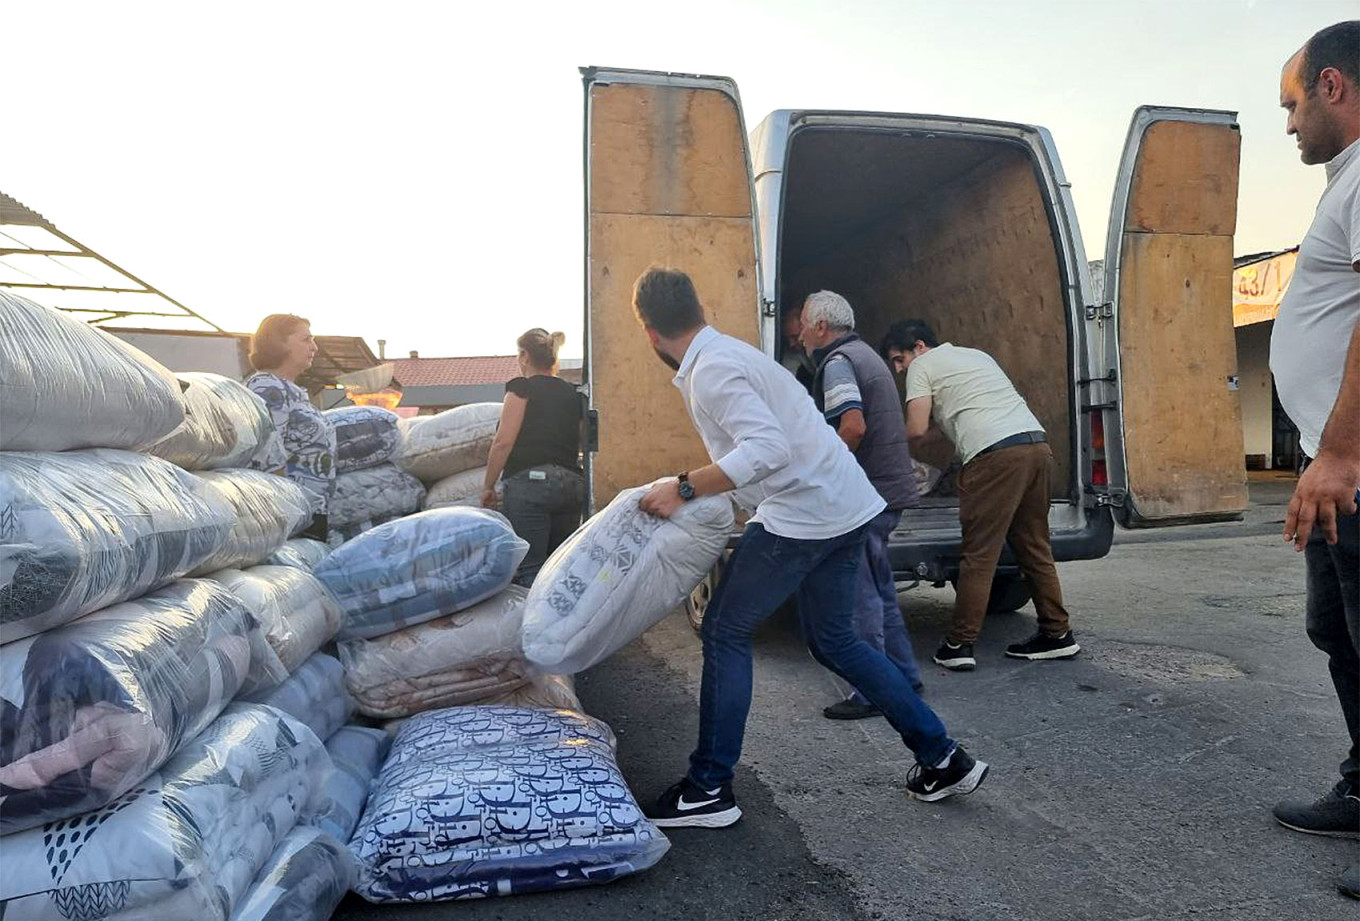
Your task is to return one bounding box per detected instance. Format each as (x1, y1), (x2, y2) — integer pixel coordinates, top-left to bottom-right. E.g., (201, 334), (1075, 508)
(933, 640), (976, 671)
(1273, 781), (1360, 838)
(1005, 630), (1081, 660)
(823, 698), (881, 720)
(905, 745), (989, 802)
(646, 777), (742, 829)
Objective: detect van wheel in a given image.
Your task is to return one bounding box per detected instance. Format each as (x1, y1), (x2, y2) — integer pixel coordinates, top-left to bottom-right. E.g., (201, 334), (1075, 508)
(949, 574), (1033, 615)
(685, 557), (725, 633)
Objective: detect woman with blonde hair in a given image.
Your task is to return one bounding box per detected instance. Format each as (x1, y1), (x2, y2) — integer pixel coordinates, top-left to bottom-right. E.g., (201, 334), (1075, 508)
(245, 313), (336, 540)
(482, 328), (584, 586)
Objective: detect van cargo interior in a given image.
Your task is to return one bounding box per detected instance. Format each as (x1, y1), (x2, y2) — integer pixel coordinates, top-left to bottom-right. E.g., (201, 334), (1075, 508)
(778, 127), (1075, 511)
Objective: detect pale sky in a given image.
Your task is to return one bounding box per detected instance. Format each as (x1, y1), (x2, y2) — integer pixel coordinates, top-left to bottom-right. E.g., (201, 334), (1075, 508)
(6, 0), (1350, 360)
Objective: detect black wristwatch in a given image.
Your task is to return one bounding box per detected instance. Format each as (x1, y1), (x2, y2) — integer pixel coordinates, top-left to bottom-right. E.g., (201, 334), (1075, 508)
(677, 472), (696, 501)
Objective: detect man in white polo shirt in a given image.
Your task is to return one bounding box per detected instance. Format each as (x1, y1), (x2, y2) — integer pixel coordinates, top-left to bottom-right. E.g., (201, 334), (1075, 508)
(1266, 20), (1360, 900)
(880, 320), (1080, 671)
(629, 267), (988, 829)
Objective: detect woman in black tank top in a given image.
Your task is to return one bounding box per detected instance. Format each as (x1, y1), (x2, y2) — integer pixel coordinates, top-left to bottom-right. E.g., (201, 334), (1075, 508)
(482, 329), (585, 586)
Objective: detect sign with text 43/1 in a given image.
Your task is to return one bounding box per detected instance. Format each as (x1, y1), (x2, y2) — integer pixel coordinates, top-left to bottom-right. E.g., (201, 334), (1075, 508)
(1233, 248), (1297, 327)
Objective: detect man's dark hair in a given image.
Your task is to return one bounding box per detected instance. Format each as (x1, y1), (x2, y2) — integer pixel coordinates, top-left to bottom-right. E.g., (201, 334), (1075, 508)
(879, 319), (939, 358)
(632, 266), (705, 337)
(1302, 21), (1360, 92)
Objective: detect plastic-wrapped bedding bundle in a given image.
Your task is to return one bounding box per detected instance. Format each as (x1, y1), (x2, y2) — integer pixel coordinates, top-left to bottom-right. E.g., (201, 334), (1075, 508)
(207, 566), (342, 674)
(394, 402), (501, 483)
(264, 537), (332, 572)
(0, 450), (234, 643)
(521, 480), (734, 674)
(0, 703), (329, 921)
(327, 463), (426, 530)
(349, 706), (670, 902)
(422, 466), (496, 509)
(0, 579), (287, 835)
(486, 672), (581, 712)
(189, 470), (313, 576)
(337, 585), (532, 718)
(0, 291), (184, 452)
(318, 507), (528, 641)
(326, 405), (402, 473)
(229, 827), (356, 921)
(149, 372), (280, 471)
(246, 653), (354, 743)
(307, 726), (391, 843)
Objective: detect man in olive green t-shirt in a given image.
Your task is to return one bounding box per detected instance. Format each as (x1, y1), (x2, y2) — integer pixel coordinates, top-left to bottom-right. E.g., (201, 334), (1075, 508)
(881, 319), (1080, 671)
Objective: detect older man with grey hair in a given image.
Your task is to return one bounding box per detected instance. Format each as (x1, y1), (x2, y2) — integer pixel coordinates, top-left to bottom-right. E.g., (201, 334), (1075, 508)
(799, 290), (922, 719)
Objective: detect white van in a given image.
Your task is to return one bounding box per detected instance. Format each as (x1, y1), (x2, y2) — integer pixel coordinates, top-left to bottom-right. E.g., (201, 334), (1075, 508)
(580, 67), (1247, 618)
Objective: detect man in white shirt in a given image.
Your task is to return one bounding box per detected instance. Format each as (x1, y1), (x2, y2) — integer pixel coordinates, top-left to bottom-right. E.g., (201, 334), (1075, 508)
(880, 320), (1080, 671)
(1266, 21), (1360, 900)
(631, 267), (988, 828)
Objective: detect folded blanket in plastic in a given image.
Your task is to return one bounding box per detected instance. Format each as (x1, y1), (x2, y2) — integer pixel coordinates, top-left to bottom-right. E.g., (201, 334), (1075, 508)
(349, 706), (670, 902)
(189, 470), (313, 576)
(328, 464), (426, 530)
(0, 450), (235, 643)
(149, 372), (281, 471)
(521, 480), (733, 673)
(0, 291), (184, 452)
(263, 538), (331, 573)
(0, 703), (328, 921)
(318, 507), (528, 641)
(246, 653), (354, 744)
(229, 827), (356, 921)
(395, 402), (500, 483)
(422, 466), (495, 509)
(307, 725), (390, 844)
(208, 566), (342, 674)
(378, 674), (582, 737)
(0, 580), (287, 835)
(338, 586), (532, 718)
(326, 405), (402, 473)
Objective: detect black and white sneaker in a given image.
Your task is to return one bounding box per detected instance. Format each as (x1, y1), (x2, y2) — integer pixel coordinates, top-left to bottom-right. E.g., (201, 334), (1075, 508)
(1005, 630), (1081, 660)
(646, 777), (742, 828)
(905, 746), (989, 802)
(933, 640), (976, 671)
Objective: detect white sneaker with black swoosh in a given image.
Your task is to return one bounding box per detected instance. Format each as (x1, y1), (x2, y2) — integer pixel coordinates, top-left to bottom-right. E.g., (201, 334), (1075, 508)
(646, 778), (742, 828)
(905, 745), (989, 802)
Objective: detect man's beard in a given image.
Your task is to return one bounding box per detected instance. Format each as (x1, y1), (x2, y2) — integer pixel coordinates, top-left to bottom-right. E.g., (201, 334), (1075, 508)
(653, 346), (680, 371)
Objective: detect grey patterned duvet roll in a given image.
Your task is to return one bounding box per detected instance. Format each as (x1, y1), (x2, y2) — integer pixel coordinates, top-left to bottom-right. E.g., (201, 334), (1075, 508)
(149, 372), (279, 471)
(207, 566), (343, 674)
(230, 827), (356, 921)
(0, 291), (184, 452)
(0, 703), (329, 921)
(307, 725), (390, 844)
(245, 653), (353, 743)
(0, 579), (287, 835)
(394, 403), (500, 483)
(188, 470), (313, 576)
(263, 538), (332, 572)
(326, 405), (402, 473)
(327, 464), (425, 530)
(317, 507), (528, 641)
(0, 450), (235, 643)
(349, 706), (669, 902)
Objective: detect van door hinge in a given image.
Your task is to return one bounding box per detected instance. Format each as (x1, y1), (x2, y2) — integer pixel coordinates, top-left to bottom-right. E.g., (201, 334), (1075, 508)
(1085, 486), (1127, 508)
(1084, 302), (1114, 321)
(1077, 370), (1117, 386)
(761, 299), (777, 318)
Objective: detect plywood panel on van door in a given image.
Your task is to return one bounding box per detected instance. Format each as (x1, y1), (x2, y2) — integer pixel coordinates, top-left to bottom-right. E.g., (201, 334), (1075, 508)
(1125, 121), (1240, 236)
(783, 147), (1072, 495)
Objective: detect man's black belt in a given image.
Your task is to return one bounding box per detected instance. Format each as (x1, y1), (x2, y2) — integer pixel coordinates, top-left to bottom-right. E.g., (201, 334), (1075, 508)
(977, 430), (1046, 457)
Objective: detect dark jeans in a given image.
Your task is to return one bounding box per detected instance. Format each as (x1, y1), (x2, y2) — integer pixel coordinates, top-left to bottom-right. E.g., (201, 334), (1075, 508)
(1305, 503), (1360, 790)
(849, 509), (922, 703)
(502, 465), (584, 587)
(689, 521), (954, 790)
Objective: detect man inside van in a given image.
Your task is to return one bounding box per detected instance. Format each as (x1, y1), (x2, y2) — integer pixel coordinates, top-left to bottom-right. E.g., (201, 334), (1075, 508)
(798, 290), (924, 720)
(1269, 20), (1360, 900)
(632, 267), (988, 828)
(880, 320), (1080, 671)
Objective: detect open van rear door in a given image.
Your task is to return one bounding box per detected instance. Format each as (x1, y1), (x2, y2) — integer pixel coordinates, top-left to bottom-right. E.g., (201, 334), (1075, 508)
(582, 67), (762, 508)
(1102, 106), (1247, 526)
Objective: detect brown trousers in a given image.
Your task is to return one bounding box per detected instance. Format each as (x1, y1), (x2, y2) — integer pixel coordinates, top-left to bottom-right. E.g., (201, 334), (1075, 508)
(951, 441), (1071, 645)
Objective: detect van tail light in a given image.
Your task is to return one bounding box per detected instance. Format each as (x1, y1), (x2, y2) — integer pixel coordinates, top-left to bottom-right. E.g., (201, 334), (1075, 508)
(1090, 411), (1108, 486)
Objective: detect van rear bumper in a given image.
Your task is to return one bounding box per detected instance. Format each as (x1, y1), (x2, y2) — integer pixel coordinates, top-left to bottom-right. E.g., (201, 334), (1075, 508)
(885, 505), (1114, 582)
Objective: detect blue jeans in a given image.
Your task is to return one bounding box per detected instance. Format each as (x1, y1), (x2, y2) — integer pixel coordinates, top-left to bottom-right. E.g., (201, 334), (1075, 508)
(848, 509), (923, 703)
(689, 521), (954, 790)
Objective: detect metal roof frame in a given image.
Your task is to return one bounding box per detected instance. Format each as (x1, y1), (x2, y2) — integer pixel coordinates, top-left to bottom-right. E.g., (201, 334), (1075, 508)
(0, 191), (225, 331)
